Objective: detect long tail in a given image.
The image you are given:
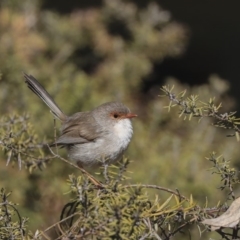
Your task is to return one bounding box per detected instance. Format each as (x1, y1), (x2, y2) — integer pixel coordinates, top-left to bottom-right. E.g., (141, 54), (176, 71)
(24, 73), (67, 121)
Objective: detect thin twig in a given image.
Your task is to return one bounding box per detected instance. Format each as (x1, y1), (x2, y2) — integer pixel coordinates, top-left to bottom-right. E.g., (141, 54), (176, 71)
(123, 184), (189, 201)
(47, 145), (104, 188)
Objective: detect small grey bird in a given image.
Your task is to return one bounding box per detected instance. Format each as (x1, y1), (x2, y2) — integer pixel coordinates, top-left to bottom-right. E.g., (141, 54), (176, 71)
(24, 73), (137, 167)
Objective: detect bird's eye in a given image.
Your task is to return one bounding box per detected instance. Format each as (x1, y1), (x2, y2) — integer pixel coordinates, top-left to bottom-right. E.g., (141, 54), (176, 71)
(113, 113), (119, 118)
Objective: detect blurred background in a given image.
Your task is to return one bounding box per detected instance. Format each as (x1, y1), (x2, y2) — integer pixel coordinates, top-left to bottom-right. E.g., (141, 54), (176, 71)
(42, 0), (240, 104)
(0, 0), (240, 239)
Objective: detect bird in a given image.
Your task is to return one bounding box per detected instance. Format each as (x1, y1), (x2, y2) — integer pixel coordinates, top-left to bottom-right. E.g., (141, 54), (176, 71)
(23, 73), (137, 168)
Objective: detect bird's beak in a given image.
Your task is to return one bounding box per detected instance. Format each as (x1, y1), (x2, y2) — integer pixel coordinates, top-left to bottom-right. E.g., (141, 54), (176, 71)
(124, 113), (137, 119)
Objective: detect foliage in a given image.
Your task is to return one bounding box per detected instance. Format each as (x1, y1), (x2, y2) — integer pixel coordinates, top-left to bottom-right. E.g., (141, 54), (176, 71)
(1, 89), (240, 239)
(0, 188), (29, 239)
(0, 114), (53, 172)
(206, 152), (240, 200)
(1, 0), (240, 239)
(161, 85), (240, 141)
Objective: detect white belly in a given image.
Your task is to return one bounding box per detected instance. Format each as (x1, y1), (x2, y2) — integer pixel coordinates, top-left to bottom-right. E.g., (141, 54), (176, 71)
(68, 119), (133, 166)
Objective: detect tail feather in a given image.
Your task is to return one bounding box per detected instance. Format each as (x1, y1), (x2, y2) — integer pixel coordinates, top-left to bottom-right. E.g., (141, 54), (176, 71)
(24, 73), (67, 121)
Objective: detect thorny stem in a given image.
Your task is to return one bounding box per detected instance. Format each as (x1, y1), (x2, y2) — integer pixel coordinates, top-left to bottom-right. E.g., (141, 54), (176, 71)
(123, 184), (189, 201)
(161, 86), (240, 135)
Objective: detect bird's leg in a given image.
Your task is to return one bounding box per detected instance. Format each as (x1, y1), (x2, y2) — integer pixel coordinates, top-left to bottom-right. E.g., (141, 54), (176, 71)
(77, 162), (103, 189)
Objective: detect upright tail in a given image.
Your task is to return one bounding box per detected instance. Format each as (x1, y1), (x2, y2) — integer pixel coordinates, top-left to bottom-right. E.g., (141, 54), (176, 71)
(24, 73), (67, 121)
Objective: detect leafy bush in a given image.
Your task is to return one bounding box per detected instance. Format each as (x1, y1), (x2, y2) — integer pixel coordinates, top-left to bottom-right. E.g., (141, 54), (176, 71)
(1, 0), (240, 239)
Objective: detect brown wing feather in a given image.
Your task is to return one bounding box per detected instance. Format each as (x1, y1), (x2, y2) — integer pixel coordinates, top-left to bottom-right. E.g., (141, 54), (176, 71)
(53, 112), (104, 146)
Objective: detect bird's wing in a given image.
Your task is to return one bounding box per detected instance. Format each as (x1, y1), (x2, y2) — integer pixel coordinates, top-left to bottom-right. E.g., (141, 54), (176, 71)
(52, 112), (104, 146)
